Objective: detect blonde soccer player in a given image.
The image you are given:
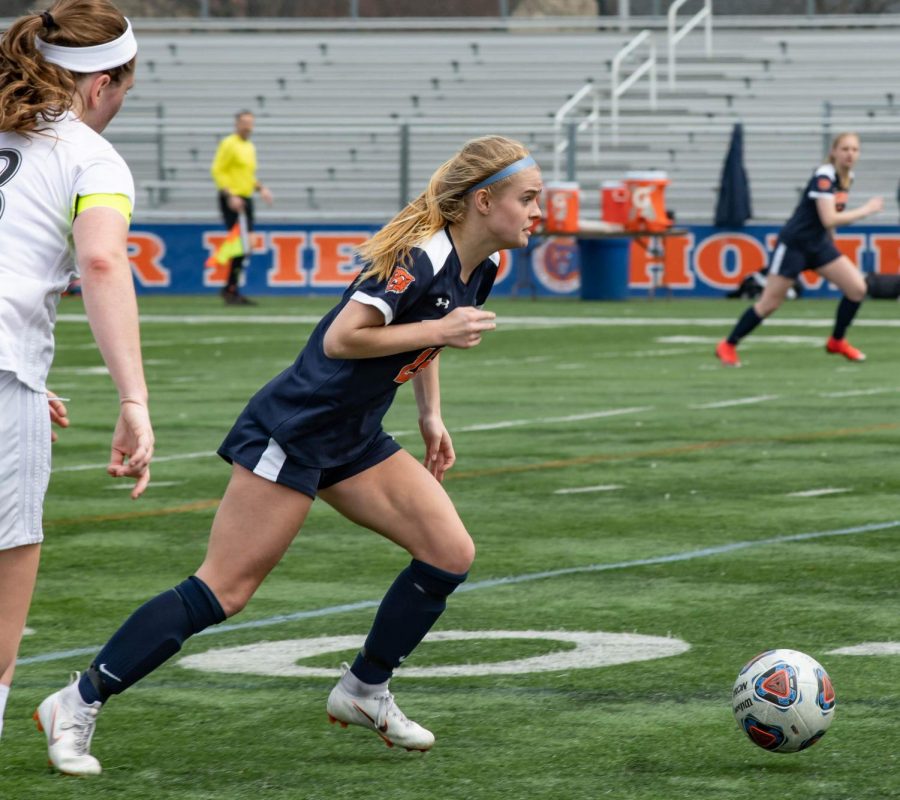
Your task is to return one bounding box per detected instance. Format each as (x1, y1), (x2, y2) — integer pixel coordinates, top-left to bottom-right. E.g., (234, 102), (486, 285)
(36, 135), (542, 775)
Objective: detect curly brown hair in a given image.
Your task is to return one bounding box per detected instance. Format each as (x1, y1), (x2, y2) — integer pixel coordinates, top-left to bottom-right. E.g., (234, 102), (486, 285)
(0, 0), (134, 136)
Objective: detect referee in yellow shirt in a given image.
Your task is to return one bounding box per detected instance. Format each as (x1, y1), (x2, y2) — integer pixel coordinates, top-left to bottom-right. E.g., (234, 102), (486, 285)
(211, 110), (273, 305)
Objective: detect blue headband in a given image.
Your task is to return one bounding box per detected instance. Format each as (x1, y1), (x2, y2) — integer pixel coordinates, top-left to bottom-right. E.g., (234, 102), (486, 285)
(466, 155), (536, 194)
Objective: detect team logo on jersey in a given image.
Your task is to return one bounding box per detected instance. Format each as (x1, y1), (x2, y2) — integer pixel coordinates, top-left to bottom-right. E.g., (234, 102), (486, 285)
(816, 176), (832, 191)
(435, 297), (450, 309)
(386, 266), (415, 294)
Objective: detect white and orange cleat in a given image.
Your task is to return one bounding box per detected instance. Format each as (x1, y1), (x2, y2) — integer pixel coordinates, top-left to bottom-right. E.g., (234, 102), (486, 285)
(326, 664), (434, 752)
(826, 336), (866, 362)
(715, 339), (741, 367)
(34, 673), (102, 776)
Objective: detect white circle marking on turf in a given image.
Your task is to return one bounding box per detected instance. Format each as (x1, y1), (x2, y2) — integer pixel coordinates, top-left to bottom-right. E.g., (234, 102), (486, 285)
(177, 630), (691, 678)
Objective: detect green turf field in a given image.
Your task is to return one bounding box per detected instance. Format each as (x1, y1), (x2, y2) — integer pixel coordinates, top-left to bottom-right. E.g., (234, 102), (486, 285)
(3, 295), (898, 799)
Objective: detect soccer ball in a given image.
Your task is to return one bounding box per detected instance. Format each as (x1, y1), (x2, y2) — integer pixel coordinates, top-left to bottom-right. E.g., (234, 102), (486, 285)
(732, 648), (836, 753)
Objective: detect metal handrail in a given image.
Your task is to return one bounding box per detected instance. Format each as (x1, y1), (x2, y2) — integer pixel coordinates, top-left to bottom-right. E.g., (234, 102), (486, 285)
(611, 29), (657, 146)
(618, 0), (631, 31)
(552, 82), (600, 181)
(667, 0), (713, 90)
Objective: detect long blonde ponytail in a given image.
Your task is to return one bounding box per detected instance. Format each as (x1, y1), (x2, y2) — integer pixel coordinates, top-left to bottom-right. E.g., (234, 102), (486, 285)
(356, 135), (531, 283)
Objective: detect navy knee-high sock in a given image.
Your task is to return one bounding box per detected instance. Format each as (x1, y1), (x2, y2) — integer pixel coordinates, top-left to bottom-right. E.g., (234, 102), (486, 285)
(351, 559), (468, 686)
(727, 307), (764, 345)
(832, 297), (861, 340)
(78, 576), (225, 704)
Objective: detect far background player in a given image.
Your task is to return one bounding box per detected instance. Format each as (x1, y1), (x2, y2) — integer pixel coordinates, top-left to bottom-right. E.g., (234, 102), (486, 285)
(717, 132), (883, 367)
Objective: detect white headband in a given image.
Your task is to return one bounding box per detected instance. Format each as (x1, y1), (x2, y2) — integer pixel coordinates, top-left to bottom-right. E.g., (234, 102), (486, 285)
(35, 18), (137, 73)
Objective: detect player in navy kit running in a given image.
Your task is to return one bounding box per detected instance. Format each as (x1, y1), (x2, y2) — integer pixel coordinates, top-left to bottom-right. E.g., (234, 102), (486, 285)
(36, 135), (543, 774)
(716, 132), (883, 367)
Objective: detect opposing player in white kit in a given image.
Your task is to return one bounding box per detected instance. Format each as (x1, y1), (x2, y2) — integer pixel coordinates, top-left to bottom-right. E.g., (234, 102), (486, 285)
(0, 0), (153, 746)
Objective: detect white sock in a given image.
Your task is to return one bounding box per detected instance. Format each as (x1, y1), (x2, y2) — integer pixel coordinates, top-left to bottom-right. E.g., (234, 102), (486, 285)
(340, 669), (388, 698)
(0, 683), (9, 740)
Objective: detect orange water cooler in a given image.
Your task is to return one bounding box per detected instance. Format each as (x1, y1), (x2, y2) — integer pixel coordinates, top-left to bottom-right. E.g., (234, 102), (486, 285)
(624, 170), (672, 232)
(600, 181), (630, 226)
(543, 181), (580, 233)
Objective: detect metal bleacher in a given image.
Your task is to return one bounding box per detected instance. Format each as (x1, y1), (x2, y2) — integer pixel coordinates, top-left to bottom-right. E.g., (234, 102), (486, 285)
(103, 15), (900, 225)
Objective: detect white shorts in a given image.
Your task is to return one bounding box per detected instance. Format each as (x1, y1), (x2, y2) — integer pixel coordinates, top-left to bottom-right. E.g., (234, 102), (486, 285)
(0, 370), (50, 550)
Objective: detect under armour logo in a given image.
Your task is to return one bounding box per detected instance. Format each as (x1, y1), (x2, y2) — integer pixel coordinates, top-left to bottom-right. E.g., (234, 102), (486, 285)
(435, 297), (450, 309)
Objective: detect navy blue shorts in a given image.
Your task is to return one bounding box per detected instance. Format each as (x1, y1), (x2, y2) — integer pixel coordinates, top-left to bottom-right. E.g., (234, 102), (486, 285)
(217, 419), (401, 499)
(769, 238), (842, 279)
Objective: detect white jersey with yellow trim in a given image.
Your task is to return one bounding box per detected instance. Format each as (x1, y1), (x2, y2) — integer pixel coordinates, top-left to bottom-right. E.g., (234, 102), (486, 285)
(0, 112), (134, 391)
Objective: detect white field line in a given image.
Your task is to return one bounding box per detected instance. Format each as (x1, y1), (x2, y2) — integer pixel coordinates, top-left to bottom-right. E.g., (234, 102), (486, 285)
(390, 407), (651, 438)
(51, 359), (171, 377)
(691, 395), (779, 410)
(58, 314), (322, 325)
(18, 519), (900, 666)
(56, 313), (900, 329)
(554, 484), (624, 495)
(481, 354), (553, 367)
(50, 366), (110, 376)
(51, 408), (652, 474)
(820, 388), (897, 398)
(54, 450), (216, 473)
(57, 336), (283, 351)
(828, 642), (900, 656)
(106, 481), (186, 490)
(478, 348), (699, 367)
(787, 488), (851, 498)
(658, 335), (822, 345)
(496, 317), (900, 329)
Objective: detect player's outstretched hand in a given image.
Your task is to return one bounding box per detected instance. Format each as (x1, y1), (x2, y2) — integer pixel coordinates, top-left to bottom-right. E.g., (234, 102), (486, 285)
(419, 413), (455, 482)
(107, 400), (154, 499)
(439, 306), (496, 349)
(47, 391), (69, 443)
(866, 196), (884, 215)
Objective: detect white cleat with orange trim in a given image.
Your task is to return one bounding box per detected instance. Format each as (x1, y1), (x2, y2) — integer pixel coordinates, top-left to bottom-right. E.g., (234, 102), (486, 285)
(326, 666), (434, 752)
(34, 673), (102, 776)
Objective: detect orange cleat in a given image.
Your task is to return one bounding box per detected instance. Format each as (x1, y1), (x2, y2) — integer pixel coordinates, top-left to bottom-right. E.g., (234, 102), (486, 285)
(715, 340), (741, 367)
(826, 336), (866, 362)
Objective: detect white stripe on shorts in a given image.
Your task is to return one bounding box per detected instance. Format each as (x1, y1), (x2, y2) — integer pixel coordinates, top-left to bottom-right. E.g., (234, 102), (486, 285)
(253, 437), (287, 483)
(769, 242), (787, 277)
(0, 371), (50, 549)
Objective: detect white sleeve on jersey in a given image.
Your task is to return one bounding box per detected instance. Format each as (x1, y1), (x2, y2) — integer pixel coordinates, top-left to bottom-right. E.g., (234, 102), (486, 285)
(73, 146), (135, 209)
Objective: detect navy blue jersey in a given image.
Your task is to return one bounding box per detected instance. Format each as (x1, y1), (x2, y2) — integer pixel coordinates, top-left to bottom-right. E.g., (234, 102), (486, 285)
(779, 164), (850, 248)
(239, 228), (498, 468)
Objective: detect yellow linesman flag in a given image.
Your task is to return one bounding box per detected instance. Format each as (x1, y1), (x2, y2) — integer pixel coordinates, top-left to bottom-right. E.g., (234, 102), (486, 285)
(205, 222), (244, 268)
(206, 212), (249, 268)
